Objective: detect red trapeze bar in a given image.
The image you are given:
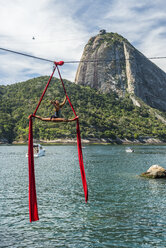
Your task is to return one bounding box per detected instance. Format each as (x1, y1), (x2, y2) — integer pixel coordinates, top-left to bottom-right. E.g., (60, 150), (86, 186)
(28, 62), (88, 222)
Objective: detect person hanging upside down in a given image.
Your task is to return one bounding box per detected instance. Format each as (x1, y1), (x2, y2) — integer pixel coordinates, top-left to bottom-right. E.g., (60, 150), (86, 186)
(34, 96), (78, 122)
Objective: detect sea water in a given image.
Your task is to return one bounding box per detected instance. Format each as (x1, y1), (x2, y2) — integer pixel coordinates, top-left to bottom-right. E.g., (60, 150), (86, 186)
(1, 145), (166, 247)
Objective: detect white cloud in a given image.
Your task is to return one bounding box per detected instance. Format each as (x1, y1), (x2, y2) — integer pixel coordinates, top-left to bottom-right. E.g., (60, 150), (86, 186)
(0, 0), (166, 85)
(0, 0), (90, 84)
(101, 0), (166, 70)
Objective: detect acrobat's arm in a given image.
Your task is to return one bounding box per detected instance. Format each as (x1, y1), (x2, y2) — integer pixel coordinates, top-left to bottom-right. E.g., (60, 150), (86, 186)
(60, 96), (67, 108)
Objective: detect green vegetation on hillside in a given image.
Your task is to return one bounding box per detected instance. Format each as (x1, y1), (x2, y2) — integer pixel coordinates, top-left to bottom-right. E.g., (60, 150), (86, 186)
(88, 32), (129, 49)
(0, 76), (166, 143)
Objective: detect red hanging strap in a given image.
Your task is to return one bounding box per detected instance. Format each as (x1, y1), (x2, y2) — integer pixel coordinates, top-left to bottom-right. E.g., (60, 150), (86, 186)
(28, 61), (88, 222)
(56, 65), (77, 117)
(56, 65), (88, 203)
(33, 65), (57, 115)
(28, 115), (39, 222)
(28, 67), (57, 222)
(76, 119), (88, 202)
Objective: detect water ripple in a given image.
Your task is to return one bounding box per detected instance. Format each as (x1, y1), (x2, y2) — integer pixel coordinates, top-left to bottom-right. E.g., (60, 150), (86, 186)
(1, 145), (166, 247)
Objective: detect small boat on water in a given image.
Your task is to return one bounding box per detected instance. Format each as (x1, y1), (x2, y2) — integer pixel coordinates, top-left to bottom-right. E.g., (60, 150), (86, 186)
(125, 147), (134, 153)
(26, 144), (45, 157)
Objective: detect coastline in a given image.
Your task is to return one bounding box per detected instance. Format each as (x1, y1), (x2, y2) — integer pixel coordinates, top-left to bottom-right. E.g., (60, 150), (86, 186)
(1, 137), (165, 145)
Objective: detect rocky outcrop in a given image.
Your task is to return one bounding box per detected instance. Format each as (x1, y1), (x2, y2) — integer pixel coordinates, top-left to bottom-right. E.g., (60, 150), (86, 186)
(75, 32), (127, 96)
(141, 165), (166, 178)
(124, 42), (166, 111)
(75, 31), (166, 111)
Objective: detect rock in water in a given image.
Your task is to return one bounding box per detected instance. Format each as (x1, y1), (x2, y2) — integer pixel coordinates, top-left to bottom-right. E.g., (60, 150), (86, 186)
(75, 31), (166, 111)
(141, 165), (166, 178)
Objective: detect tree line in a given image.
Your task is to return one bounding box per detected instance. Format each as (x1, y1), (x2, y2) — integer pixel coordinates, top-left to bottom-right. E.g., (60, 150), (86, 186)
(0, 76), (166, 143)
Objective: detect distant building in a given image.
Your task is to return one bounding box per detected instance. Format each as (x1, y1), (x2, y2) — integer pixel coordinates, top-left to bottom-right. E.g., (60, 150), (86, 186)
(99, 29), (106, 35)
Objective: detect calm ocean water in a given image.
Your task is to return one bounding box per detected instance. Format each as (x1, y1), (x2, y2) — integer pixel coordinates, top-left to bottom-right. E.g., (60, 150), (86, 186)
(1, 145), (166, 247)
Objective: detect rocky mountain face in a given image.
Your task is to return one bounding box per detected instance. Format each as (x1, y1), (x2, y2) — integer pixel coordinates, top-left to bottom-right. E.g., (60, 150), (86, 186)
(75, 31), (166, 111)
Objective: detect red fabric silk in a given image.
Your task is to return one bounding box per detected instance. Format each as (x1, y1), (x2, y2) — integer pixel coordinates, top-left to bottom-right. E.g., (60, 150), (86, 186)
(28, 116), (39, 222)
(57, 65), (88, 202)
(28, 68), (56, 222)
(54, 61), (64, 66)
(56, 66), (77, 117)
(28, 63), (88, 222)
(76, 119), (88, 202)
(33, 66), (56, 116)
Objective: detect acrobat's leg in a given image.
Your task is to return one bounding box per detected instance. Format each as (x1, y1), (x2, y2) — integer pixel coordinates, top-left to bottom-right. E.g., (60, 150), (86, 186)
(67, 116), (79, 122)
(34, 116), (51, 121)
(49, 117), (75, 122)
(34, 115), (43, 120)
(63, 116), (79, 122)
(50, 118), (67, 122)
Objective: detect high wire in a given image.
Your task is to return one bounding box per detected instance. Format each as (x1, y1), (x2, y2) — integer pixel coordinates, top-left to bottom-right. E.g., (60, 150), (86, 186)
(0, 47), (54, 63)
(0, 46), (166, 64)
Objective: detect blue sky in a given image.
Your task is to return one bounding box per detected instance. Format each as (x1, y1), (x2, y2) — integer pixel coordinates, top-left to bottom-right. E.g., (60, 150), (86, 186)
(0, 0), (166, 85)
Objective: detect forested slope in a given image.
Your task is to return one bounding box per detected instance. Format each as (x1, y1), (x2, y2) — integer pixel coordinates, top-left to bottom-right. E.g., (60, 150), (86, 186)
(0, 76), (166, 143)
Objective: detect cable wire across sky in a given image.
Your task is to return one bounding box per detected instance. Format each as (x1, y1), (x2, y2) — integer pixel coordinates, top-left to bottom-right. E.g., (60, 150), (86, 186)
(0, 46), (166, 64)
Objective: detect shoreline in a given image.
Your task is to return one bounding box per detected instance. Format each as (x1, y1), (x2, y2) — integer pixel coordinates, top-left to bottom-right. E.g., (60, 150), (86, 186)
(1, 137), (166, 145)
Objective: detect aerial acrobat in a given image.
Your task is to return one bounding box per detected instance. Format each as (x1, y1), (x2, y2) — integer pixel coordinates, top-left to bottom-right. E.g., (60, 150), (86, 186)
(28, 61), (88, 222)
(34, 96), (78, 122)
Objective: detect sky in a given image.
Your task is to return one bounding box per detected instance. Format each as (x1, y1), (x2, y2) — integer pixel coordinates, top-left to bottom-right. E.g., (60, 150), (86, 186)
(0, 0), (166, 85)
